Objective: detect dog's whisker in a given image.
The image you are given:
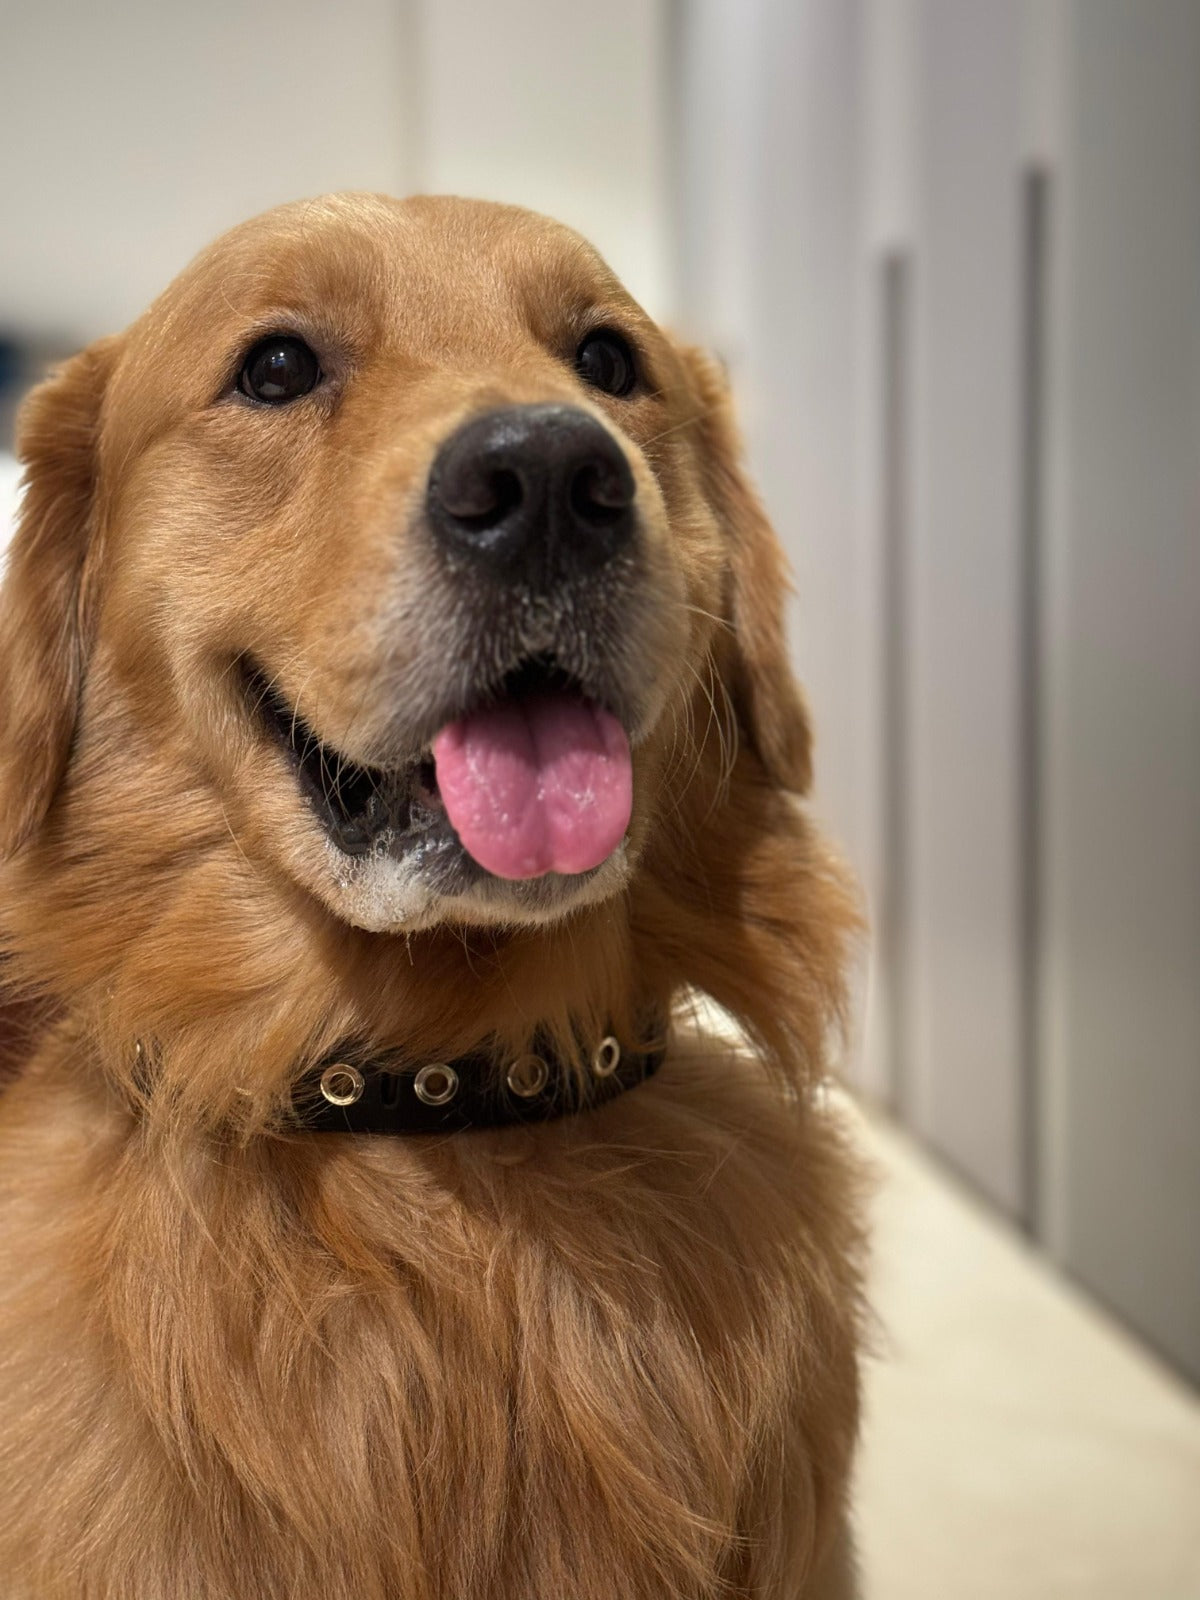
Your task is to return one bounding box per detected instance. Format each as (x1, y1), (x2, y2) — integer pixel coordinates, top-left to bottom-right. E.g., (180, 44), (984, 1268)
(639, 405), (717, 450)
(681, 603), (734, 636)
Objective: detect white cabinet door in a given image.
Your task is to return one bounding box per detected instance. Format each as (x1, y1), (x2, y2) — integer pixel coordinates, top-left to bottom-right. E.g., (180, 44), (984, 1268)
(1040, 0), (1200, 1385)
(904, 0), (1028, 1217)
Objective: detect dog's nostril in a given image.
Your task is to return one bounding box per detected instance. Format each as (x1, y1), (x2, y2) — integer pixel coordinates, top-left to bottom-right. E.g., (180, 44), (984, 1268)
(569, 460), (635, 528)
(437, 466), (523, 530)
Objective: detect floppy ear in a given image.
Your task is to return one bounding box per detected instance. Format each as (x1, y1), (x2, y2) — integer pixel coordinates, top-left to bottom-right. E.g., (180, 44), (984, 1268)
(678, 344), (813, 794)
(0, 337), (119, 857)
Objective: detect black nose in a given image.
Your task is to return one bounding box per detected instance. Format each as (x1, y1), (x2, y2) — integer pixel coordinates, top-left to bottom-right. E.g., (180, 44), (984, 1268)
(426, 404), (637, 584)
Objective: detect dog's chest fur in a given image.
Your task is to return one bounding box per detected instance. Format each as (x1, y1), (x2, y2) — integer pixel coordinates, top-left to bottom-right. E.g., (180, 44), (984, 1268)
(0, 1038), (860, 1600)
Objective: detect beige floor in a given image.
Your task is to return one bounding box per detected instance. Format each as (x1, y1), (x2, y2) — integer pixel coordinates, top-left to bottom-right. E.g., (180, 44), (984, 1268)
(853, 1108), (1200, 1599)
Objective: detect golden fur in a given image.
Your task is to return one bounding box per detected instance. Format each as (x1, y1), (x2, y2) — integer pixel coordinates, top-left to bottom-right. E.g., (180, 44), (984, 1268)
(0, 195), (863, 1598)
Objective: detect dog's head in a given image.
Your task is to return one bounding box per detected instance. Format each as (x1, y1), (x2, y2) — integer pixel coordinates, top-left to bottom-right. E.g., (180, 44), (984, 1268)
(0, 195), (810, 946)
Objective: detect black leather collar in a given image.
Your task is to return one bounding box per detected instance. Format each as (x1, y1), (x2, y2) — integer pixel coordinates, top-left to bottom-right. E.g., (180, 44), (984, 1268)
(290, 1024), (666, 1135)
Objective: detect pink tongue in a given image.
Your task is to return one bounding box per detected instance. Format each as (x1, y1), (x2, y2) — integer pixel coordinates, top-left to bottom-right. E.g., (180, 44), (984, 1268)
(432, 694), (632, 880)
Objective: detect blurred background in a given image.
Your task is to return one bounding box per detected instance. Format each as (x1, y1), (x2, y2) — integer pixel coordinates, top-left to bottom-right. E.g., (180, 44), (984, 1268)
(1, 2), (1197, 1592)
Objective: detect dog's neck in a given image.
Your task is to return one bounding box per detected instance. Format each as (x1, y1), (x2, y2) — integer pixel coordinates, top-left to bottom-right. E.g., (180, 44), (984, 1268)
(2, 748), (855, 1138)
(67, 891), (673, 1137)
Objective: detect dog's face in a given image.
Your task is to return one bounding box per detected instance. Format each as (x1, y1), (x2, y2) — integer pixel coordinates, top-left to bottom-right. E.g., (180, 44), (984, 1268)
(0, 195), (811, 940)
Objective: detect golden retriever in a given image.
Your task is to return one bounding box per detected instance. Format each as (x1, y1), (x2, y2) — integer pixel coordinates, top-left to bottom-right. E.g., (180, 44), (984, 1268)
(0, 194), (863, 1599)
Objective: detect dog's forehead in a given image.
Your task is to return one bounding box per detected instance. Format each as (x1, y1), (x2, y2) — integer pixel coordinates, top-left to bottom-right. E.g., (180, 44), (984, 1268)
(132, 194), (646, 366)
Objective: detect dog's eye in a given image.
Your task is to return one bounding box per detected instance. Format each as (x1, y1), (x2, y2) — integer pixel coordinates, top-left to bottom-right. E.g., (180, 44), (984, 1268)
(239, 336), (321, 404)
(575, 330), (637, 398)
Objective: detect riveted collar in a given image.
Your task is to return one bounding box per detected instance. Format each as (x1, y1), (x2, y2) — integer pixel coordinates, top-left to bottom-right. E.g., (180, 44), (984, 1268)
(290, 1021), (666, 1135)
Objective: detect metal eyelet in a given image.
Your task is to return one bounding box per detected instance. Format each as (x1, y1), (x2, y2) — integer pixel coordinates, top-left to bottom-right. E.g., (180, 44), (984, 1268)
(506, 1053), (550, 1099)
(320, 1062), (365, 1107)
(591, 1035), (621, 1078)
(414, 1062), (459, 1107)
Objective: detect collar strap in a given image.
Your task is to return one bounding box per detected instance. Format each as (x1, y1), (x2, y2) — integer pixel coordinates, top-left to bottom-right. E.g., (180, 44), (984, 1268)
(290, 1025), (665, 1135)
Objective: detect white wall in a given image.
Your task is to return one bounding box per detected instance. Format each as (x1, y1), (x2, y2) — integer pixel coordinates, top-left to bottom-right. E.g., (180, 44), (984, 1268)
(857, 0), (919, 1104)
(0, 1), (673, 343)
(416, 0), (672, 319)
(0, 0), (414, 343)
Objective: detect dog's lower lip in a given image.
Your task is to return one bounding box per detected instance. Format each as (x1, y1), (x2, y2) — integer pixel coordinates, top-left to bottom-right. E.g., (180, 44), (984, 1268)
(243, 664), (422, 856)
(242, 656), (617, 864)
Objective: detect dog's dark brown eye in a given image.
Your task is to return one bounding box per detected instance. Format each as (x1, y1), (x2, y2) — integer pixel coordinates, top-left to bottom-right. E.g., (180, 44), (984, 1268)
(239, 336), (321, 404)
(575, 330), (637, 398)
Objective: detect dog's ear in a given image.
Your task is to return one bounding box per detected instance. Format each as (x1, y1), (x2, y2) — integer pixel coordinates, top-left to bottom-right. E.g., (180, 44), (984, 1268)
(0, 337), (119, 857)
(677, 343), (813, 794)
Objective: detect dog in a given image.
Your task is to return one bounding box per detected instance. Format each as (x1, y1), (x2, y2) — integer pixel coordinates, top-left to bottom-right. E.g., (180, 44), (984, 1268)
(0, 194), (863, 1599)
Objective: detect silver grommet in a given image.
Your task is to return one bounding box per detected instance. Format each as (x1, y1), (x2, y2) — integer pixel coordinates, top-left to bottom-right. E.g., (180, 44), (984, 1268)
(414, 1062), (459, 1107)
(320, 1062), (365, 1107)
(506, 1053), (550, 1099)
(591, 1035), (621, 1078)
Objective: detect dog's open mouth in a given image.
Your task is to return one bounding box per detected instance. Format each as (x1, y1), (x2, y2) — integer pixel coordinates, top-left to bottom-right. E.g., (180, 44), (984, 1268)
(245, 658), (633, 881)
